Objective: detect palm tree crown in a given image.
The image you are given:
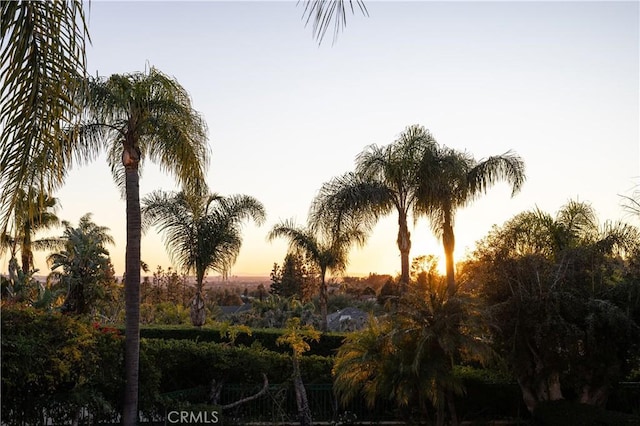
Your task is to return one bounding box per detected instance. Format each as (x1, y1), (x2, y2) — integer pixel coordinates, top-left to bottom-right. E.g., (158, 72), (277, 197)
(417, 145), (525, 294)
(143, 190), (266, 288)
(143, 190), (265, 326)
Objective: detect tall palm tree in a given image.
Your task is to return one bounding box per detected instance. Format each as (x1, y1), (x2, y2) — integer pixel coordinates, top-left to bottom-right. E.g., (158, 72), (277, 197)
(268, 219), (365, 331)
(417, 146), (525, 294)
(142, 190), (266, 326)
(73, 67), (209, 425)
(310, 125), (437, 288)
(0, 1), (89, 231)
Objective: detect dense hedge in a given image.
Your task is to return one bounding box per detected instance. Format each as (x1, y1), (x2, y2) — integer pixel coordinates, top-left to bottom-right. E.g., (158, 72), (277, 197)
(132, 324), (346, 356)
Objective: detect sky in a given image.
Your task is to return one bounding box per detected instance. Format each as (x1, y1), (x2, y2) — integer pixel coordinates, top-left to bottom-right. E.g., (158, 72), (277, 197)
(5, 0), (639, 279)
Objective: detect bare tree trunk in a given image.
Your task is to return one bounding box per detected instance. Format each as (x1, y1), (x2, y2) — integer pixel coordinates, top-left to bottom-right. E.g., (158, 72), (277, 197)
(122, 145), (141, 426)
(220, 374), (269, 409)
(292, 354), (312, 426)
(545, 371), (563, 401)
(518, 379), (539, 414)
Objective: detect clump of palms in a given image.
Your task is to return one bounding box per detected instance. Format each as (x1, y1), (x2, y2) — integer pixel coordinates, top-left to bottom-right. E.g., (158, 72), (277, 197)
(312, 124), (525, 294)
(334, 280), (492, 425)
(47, 213), (115, 315)
(268, 218), (366, 331)
(466, 200), (640, 412)
(142, 190), (265, 326)
(311, 125), (437, 288)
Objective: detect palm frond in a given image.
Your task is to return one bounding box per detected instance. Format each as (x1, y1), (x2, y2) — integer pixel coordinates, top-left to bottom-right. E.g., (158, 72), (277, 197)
(467, 150), (526, 198)
(1, 1), (89, 231)
(299, 0), (368, 45)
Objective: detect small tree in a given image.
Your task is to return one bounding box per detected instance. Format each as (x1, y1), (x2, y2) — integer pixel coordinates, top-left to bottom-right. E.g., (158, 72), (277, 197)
(277, 318), (320, 426)
(270, 252), (318, 302)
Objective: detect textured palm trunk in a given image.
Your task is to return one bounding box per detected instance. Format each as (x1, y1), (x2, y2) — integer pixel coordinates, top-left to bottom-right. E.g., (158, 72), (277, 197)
(319, 269), (328, 332)
(122, 141), (141, 426)
(442, 211), (456, 295)
(517, 370), (564, 413)
(191, 270), (207, 327)
(397, 210), (411, 291)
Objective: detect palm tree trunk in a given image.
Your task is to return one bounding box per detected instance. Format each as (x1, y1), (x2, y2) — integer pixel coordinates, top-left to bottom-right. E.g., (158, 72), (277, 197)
(397, 210), (411, 291)
(191, 270), (207, 327)
(21, 225), (32, 274)
(320, 270), (328, 332)
(442, 212), (455, 295)
(123, 146), (141, 425)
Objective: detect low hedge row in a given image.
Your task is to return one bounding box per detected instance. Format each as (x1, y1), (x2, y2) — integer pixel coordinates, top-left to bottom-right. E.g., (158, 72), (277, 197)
(131, 324), (347, 357)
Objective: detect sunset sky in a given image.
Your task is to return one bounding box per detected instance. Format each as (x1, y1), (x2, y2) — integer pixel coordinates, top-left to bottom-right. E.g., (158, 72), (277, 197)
(4, 1), (639, 279)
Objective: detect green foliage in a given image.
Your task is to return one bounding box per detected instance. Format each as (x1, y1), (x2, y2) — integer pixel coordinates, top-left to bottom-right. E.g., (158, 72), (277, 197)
(0, 1), (89, 228)
(129, 324), (345, 357)
(333, 284), (492, 423)
(234, 295), (317, 329)
(140, 302), (190, 325)
(1, 306), (123, 424)
(47, 213), (116, 315)
(277, 317), (321, 357)
(270, 252), (318, 302)
(465, 200), (640, 411)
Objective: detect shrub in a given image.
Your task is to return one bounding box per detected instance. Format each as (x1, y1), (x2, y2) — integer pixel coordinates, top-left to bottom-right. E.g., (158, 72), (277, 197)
(1, 306), (123, 424)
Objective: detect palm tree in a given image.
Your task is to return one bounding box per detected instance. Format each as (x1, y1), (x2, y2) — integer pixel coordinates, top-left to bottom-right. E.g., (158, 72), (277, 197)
(0, 1), (89, 231)
(73, 67), (209, 424)
(48, 213), (115, 315)
(142, 190), (266, 326)
(310, 125), (437, 288)
(9, 187), (62, 275)
(268, 219), (365, 331)
(417, 146), (525, 294)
